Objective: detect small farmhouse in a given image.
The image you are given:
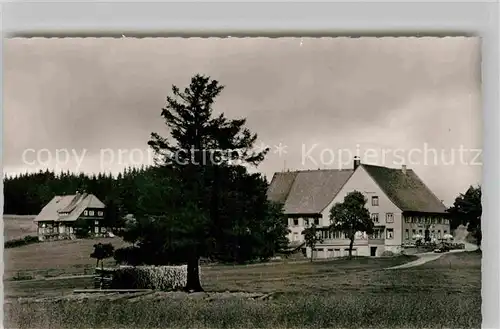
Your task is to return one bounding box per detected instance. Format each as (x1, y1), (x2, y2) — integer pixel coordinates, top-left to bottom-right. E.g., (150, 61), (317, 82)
(267, 157), (450, 258)
(33, 192), (106, 241)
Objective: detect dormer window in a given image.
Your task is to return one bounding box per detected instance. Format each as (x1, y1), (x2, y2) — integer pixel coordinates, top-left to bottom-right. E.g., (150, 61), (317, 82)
(84, 210), (88, 216)
(98, 211), (104, 216)
(89, 210), (95, 216)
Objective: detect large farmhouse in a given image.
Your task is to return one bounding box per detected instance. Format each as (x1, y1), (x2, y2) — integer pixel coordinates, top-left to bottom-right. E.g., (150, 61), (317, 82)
(267, 157), (450, 258)
(33, 192), (106, 241)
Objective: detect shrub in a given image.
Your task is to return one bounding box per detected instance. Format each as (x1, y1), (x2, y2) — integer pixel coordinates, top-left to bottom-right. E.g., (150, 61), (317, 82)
(5, 235), (39, 249)
(381, 251), (394, 257)
(90, 243), (115, 268)
(111, 265), (200, 291)
(12, 271), (34, 281)
(114, 246), (144, 266)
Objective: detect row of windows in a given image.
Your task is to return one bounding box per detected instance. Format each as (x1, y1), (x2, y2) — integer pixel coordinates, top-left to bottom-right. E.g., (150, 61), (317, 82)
(291, 228), (395, 240)
(404, 229), (448, 239)
(312, 248), (356, 257)
(370, 213), (394, 223)
(290, 218), (320, 227)
(404, 216), (449, 225)
(38, 223), (106, 235)
(319, 230), (370, 240)
(83, 210), (104, 217)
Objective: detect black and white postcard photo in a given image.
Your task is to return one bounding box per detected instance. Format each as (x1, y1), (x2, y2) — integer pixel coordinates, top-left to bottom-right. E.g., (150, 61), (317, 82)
(4, 37), (481, 328)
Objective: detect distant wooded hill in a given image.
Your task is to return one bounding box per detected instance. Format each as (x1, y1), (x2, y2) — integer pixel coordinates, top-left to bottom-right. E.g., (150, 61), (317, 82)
(3, 166), (152, 216)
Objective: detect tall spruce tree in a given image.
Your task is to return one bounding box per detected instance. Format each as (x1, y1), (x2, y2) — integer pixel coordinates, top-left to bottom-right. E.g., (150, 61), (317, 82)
(139, 74), (284, 291)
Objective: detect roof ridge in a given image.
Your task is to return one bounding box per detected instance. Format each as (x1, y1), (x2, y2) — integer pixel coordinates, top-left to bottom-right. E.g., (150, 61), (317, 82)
(285, 168), (354, 173)
(361, 163), (413, 171)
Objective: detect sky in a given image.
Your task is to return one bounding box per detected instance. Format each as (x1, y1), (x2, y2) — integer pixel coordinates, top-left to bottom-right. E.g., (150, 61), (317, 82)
(4, 37), (481, 206)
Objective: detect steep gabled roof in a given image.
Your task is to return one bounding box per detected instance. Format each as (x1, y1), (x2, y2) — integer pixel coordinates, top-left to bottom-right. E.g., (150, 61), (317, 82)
(268, 169), (354, 214)
(362, 164), (447, 214)
(34, 193), (105, 223)
(267, 163), (448, 215)
(266, 171), (298, 204)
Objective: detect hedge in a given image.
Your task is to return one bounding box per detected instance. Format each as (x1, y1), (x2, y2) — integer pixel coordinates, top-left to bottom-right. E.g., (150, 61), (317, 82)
(111, 265), (200, 291)
(5, 235), (39, 249)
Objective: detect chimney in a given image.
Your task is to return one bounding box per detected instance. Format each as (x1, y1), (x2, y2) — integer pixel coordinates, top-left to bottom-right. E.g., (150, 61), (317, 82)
(354, 156), (361, 170)
(402, 165), (407, 175)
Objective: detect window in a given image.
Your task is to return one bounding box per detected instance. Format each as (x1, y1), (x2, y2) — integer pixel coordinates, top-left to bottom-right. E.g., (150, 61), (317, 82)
(386, 213), (394, 223)
(98, 211), (104, 216)
(371, 196), (379, 206)
(303, 218), (309, 227)
(84, 210), (88, 216)
(89, 211), (95, 216)
(418, 229), (423, 235)
(344, 249), (350, 256)
(293, 219), (299, 226)
(405, 216), (411, 223)
(386, 228), (394, 239)
(94, 220), (99, 226)
(318, 248), (324, 252)
(412, 229), (416, 237)
(438, 230), (441, 238)
(371, 213), (379, 223)
(293, 232), (299, 241)
(314, 218), (320, 225)
(405, 229), (409, 240)
(94, 226), (99, 233)
(444, 219), (450, 225)
(369, 229), (384, 239)
(418, 217), (424, 224)
(444, 230), (447, 235)
(101, 227), (107, 233)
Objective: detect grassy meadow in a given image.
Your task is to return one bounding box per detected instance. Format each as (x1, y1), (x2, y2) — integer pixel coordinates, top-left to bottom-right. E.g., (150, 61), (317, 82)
(4, 237), (131, 281)
(3, 215), (38, 240)
(4, 241), (481, 329)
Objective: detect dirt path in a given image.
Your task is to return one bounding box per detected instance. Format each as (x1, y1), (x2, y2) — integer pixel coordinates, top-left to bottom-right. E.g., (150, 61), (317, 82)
(386, 252), (445, 269)
(386, 243), (478, 270)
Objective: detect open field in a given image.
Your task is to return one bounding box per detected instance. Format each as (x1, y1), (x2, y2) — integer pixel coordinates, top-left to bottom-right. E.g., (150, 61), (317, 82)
(5, 253), (417, 298)
(3, 215), (37, 240)
(4, 237), (131, 280)
(4, 251), (481, 328)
